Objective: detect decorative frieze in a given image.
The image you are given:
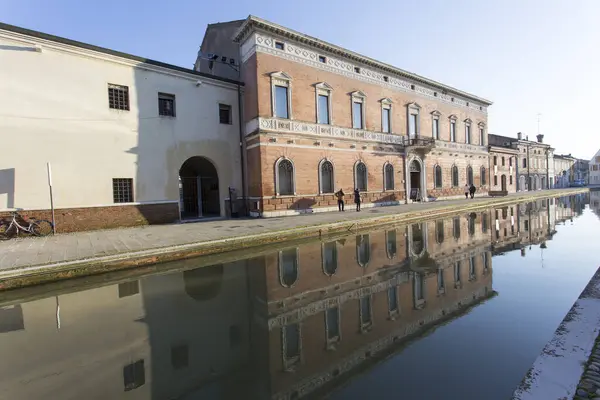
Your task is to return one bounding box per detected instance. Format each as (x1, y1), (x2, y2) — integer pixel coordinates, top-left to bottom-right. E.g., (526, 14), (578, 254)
(241, 33), (488, 114)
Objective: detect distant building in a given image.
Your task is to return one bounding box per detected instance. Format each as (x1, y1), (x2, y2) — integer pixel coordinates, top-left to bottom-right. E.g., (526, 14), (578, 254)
(487, 140), (519, 193)
(553, 154), (576, 188)
(590, 149), (600, 185)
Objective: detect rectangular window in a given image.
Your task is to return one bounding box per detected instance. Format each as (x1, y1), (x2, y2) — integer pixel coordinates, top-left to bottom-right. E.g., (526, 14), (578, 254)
(353, 101), (363, 129)
(113, 178), (134, 203)
(465, 125), (471, 144)
(158, 93), (175, 117)
(382, 108), (391, 133)
(438, 269), (445, 291)
(274, 86), (289, 119)
(284, 324), (301, 360)
(494, 156), (497, 165)
(326, 307), (340, 341)
(388, 287), (398, 312)
(118, 281), (139, 298)
(123, 360), (145, 391)
(360, 296), (372, 327)
(409, 114), (418, 137)
(454, 262), (461, 284)
(275, 41), (285, 50)
(108, 84), (130, 110)
(432, 118), (439, 139)
(479, 128), (485, 144)
(318, 55), (327, 63)
(509, 158), (513, 167)
(219, 104), (232, 124)
(318, 94), (330, 124)
(171, 344), (189, 370)
(450, 122), (456, 142)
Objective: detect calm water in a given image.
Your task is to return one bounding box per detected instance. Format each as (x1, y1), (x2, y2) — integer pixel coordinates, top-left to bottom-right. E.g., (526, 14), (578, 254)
(0, 194), (596, 400)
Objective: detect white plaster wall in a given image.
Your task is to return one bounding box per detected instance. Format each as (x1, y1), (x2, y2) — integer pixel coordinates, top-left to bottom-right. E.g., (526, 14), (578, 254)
(589, 149), (600, 185)
(0, 31), (241, 216)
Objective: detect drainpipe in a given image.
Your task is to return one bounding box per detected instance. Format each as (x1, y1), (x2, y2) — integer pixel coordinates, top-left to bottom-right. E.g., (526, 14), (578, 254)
(237, 82), (248, 216)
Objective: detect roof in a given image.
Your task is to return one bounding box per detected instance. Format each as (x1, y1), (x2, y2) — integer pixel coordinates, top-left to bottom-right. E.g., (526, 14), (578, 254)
(0, 22), (243, 86)
(233, 15), (492, 106)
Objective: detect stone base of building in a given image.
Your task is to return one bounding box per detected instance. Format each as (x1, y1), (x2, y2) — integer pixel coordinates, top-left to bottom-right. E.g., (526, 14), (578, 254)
(0, 202), (180, 233)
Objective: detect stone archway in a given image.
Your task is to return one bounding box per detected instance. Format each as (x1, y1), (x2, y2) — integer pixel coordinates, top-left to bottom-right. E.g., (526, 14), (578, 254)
(179, 156), (220, 219)
(407, 158), (426, 202)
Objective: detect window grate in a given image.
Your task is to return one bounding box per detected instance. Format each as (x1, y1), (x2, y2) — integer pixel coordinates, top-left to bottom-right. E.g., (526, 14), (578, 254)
(113, 178), (134, 203)
(158, 93), (175, 117)
(219, 104), (232, 124)
(108, 84), (130, 110)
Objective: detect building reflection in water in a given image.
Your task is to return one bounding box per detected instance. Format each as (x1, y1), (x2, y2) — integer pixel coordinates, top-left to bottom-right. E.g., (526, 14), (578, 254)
(0, 196), (586, 400)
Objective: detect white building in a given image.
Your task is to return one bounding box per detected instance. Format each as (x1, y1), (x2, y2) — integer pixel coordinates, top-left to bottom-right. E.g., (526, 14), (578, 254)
(589, 149), (600, 186)
(0, 23), (244, 232)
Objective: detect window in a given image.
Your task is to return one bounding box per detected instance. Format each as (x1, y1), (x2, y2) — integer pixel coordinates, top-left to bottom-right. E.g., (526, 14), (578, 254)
(494, 176), (498, 186)
(509, 157), (513, 167)
(453, 216), (461, 239)
(318, 55), (327, 63)
(356, 234), (371, 267)
(466, 166), (473, 185)
(413, 273), (425, 306)
(468, 214), (476, 236)
(454, 262), (461, 286)
(469, 257), (476, 280)
(523, 158), (527, 168)
(407, 103), (420, 138)
(383, 76), (389, 82)
(276, 158), (294, 195)
(319, 160), (334, 194)
(465, 120), (472, 144)
(354, 66), (361, 73)
(481, 167), (487, 186)
(315, 82), (333, 125)
(158, 93), (175, 117)
(113, 178), (133, 203)
(384, 163), (394, 190)
(501, 157), (505, 166)
(108, 84), (129, 110)
(509, 175), (513, 185)
(438, 269), (445, 292)
(271, 72), (291, 119)
(124, 360), (145, 391)
(493, 156), (497, 166)
(275, 41), (285, 50)
(355, 161), (367, 191)
(449, 116), (457, 142)
(481, 212), (489, 233)
(283, 323), (301, 368)
(434, 165), (442, 188)
(322, 241), (338, 276)
(435, 220), (444, 243)
(483, 252), (489, 271)
(479, 127), (485, 145)
(351, 91), (366, 128)
(360, 296), (372, 329)
(386, 230), (397, 259)
(431, 111), (441, 139)
(451, 165), (459, 187)
(171, 344), (189, 370)
(279, 248), (298, 287)
(388, 287), (399, 313)
(118, 281), (139, 298)
(218, 104), (231, 124)
(381, 98), (392, 133)
(325, 307), (340, 342)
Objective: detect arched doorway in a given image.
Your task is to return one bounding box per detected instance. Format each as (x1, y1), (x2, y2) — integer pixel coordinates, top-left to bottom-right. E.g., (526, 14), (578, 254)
(501, 174), (507, 191)
(409, 159), (422, 200)
(179, 156), (220, 219)
(519, 176), (526, 191)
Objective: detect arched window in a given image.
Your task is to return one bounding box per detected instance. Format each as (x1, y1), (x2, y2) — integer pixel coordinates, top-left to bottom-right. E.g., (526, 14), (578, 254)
(434, 165), (442, 189)
(322, 241), (338, 276)
(494, 175), (498, 186)
(481, 167), (487, 186)
(279, 248), (298, 287)
(319, 160), (334, 194)
(453, 217), (461, 239)
(411, 223), (425, 256)
(384, 163), (394, 190)
(435, 220), (444, 243)
(466, 166), (474, 186)
(522, 158), (527, 168)
(355, 162), (367, 191)
(451, 165), (459, 187)
(356, 234), (371, 267)
(386, 230), (397, 259)
(468, 214), (476, 236)
(276, 158), (295, 195)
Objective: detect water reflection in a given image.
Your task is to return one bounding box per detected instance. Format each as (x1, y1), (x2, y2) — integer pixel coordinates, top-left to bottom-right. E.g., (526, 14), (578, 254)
(0, 196), (590, 400)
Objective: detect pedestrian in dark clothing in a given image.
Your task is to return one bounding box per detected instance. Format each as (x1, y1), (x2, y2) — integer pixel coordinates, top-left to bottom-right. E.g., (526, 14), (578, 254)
(354, 188), (361, 211)
(469, 184), (476, 199)
(336, 189), (345, 211)
(464, 184), (470, 199)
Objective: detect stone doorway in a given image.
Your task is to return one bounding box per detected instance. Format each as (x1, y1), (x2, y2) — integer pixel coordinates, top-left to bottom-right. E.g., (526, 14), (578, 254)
(179, 156), (220, 219)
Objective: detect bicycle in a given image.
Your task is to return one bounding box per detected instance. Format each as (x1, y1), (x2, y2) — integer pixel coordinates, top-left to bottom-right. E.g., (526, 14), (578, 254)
(0, 212), (54, 240)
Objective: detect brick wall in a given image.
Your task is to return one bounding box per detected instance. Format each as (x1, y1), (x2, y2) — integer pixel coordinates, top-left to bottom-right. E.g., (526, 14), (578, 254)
(0, 203), (179, 233)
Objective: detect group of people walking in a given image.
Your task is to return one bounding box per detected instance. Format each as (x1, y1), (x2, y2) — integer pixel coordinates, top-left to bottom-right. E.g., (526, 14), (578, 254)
(464, 184), (477, 199)
(335, 189), (362, 212)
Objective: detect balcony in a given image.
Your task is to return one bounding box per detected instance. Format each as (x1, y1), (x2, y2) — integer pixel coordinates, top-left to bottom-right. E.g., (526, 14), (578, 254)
(405, 137), (435, 152)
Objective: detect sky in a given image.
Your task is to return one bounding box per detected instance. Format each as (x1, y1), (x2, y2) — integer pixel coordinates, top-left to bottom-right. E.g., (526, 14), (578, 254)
(1, 0), (599, 159)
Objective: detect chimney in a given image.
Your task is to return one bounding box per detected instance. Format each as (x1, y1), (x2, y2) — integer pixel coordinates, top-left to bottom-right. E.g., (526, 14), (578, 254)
(536, 134), (544, 143)
(517, 132), (522, 140)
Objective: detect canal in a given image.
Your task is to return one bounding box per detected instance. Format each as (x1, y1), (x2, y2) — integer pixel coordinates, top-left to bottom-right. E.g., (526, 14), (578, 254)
(0, 194), (596, 400)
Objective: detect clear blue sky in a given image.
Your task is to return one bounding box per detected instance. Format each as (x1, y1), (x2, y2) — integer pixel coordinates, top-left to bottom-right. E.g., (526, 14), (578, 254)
(2, 0), (599, 159)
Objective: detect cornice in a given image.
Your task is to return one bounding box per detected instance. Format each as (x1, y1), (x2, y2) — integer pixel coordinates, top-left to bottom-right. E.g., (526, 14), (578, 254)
(235, 16), (492, 108)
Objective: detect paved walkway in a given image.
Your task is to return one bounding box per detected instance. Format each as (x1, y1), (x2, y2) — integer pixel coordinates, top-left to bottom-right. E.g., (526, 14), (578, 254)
(0, 189), (582, 272)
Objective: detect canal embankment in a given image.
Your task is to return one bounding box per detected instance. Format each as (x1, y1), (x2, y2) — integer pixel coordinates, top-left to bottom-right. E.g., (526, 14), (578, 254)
(512, 266), (600, 400)
(0, 188), (588, 291)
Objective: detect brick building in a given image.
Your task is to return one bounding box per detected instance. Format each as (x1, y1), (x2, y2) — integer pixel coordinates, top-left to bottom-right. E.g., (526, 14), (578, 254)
(199, 16), (493, 217)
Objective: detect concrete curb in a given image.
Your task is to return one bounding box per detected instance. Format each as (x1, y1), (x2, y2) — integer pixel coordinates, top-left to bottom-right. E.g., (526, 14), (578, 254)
(0, 188), (588, 291)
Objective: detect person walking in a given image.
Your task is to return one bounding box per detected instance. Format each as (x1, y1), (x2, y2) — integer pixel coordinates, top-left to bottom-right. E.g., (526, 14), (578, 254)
(464, 184), (470, 199)
(336, 189), (345, 211)
(354, 188), (361, 211)
(469, 184), (476, 199)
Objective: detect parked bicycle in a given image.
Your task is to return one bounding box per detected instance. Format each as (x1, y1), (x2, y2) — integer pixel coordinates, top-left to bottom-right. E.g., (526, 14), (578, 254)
(0, 212), (53, 239)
